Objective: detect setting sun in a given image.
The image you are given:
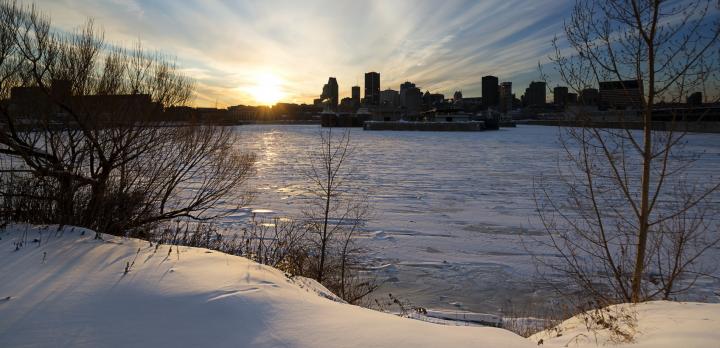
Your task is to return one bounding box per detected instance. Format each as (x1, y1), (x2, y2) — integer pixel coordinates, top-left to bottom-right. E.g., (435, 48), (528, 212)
(249, 72), (284, 105)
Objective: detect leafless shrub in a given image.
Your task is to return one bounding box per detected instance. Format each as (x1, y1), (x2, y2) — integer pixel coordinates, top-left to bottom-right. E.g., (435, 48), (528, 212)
(0, 1), (255, 235)
(236, 216), (310, 274)
(577, 302), (637, 344)
(152, 218), (310, 280)
(373, 293), (428, 318)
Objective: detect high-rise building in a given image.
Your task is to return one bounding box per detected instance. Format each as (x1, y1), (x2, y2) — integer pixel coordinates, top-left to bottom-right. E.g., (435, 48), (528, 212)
(380, 89), (400, 107)
(400, 81), (417, 108)
(423, 91), (444, 108)
(553, 86), (569, 106)
(499, 82), (512, 113)
(524, 81), (546, 107)
(453, 91), (463, 101)
(351, 86), (361, 106)
(687, 91), (702, 106)
(339, 97), (355, 111)
(599, 80), (643, 109)
(400, 85), (422, 112)
(580, 88), (599, 106)
(400, 81), (415, 93)
(364, 72), (380, 105)
(482, 75), (499, 108)
(321, 77), (339, 110)
(567, 93), (578, 105)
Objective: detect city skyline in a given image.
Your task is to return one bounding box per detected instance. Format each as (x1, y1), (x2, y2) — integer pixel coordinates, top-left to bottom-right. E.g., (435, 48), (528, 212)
(32, 0), (572, 107)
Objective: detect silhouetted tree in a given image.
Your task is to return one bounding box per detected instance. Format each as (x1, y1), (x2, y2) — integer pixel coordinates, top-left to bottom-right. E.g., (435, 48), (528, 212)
(535, 0), (720, 304)
(0, 1), (255, 235)
(303, 128), (375, 303)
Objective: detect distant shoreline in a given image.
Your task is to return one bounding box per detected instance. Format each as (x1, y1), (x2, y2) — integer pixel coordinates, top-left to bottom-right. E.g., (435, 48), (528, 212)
(516, 119), (720, 133)
(240, 120), (320, 125)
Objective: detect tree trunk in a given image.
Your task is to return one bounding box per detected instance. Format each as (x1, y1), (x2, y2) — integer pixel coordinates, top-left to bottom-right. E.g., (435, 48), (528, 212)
(57, 177), (75, 226)
(631, 103), (652, 302)
(631, 26), (656, 302)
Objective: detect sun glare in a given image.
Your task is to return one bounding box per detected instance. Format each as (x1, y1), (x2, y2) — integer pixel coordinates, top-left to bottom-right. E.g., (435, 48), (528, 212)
(249, 72), (284, 105)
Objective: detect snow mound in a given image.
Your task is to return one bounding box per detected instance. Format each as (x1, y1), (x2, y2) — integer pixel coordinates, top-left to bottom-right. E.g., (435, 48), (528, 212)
(530, 301), (720, 347)
(0, 225), (531, 348)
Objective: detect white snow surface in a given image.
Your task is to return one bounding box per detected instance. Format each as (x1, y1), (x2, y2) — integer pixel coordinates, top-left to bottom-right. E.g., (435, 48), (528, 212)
(0, 226), (532, 348)
(530, 301), (720, 348)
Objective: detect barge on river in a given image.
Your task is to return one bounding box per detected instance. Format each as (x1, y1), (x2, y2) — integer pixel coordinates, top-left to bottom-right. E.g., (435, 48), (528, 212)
(321, 106), (513, 131)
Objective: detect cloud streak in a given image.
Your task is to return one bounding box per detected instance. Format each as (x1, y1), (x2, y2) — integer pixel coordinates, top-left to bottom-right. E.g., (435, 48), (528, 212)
(29, 0), (571, 106)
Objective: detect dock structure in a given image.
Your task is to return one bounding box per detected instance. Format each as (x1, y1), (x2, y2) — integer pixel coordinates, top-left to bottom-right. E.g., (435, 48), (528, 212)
(320, 112), (368, 127)
(363, 120), (486, 131)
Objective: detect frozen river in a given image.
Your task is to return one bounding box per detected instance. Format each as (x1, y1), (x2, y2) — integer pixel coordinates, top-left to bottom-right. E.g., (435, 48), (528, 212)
(224, 124), (720, 315)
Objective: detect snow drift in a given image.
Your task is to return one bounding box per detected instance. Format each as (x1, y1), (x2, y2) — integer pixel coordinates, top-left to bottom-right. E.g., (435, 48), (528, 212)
(531, 301), (720, 347)
(2, 225), (718, 347)
(0, 226), (531, 347)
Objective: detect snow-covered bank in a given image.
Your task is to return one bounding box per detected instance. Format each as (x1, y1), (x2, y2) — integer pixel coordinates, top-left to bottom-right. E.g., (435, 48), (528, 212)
(2, 226), (719, 347)
(531, 301), (720, 347)
(0, 226), (531, 347)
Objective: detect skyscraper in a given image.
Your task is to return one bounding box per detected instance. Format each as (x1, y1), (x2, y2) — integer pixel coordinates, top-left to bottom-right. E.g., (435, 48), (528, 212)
(423, 91), (444, 108)
(453, 91), (463, 101)
(321, 77), (338, 110)
(402, 86), (422, 112)
(400, 81), (415, 93)
(351, 86), (360, 107)
(380, 89), (399, 107)
(482, 75), (499, 108)
(580, 88), (599, 106)
(599, 80), (643, 109)
(687, 91), (702, 106)
(364, 72), (380, 105)
(553, 86), (569, 106)
(524, 81), (546, 107)
(399, 81), (417, 108)
(499, 82), (512, 114)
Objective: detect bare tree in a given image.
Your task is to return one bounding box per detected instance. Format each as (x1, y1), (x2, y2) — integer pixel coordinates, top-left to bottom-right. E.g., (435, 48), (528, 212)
(304, 128), (352, 283)
(302, 128), (376, 303)
(0, 1), (255, 235)
(535, 0), (720, 304)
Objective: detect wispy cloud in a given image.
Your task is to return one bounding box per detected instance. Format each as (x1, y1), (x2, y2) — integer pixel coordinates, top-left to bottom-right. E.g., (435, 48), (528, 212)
(29, 0), (571, 106)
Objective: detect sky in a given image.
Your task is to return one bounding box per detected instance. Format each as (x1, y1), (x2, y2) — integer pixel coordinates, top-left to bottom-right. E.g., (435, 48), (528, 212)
(30, 0), (572, 107)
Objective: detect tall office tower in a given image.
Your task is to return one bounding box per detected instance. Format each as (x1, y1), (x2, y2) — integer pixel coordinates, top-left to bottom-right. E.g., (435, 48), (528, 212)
(453, 91), (463, 101)
(524, 81), (547, 107)
(399, 81), (417, 108)
(402, 86), (423, 112)
(687, 91), (702, 106)
(321, 77), (339, 110)
(499, 82), (512, 113)
(400, 81), (415, 93)
(482, 75), (499, 108)
(351, 86), (361, 107)
(599, 80), (643, 109)
(380, 89), (400, 107)
(580, 88), (599, 106)
(364, 72), (380, 105)
(553, 86), (569, 106)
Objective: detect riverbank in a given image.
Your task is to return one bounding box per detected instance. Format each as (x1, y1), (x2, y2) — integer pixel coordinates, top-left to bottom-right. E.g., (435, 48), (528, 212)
(517, 119), (720, 133)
